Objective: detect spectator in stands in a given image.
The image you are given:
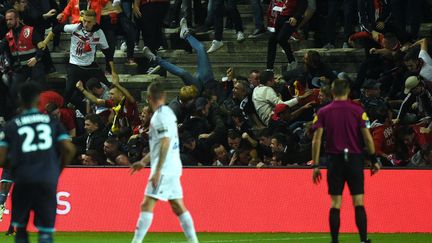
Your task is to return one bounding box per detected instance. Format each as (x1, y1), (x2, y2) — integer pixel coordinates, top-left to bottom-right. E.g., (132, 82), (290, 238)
(266, 0), (307, 71)
(103, 137), (129, 165)
(82, 149), (106, 166)
(293, 0), (316, 40)
(142, 19), (214, 94)
(370, 105), (397, 166)
(133, 105), (153, 136)
(403, 38), (432, 83)
(270, 134), (291, 165)
(84, 77), (111, 121)
(180, 131), (210, 166)
(253, 71), (311, 125)
(45, 103), (77, 137)
(397, 76), (432, 127)
(169, 85), (198, 124)
(57, 0), (107, 24)
(222, 80), (263, 129)
(182, 97), (213, 140)
(357, 0), (392, 37)
(323, 0), (356, 49)
(14, 0), (57, 73)
(227, 130), (242, 156)
(2, 9), (45, 108)
(392, 0), (423, 41)
(42, 9), (112, 113)
(207, 0), (245, 53)
(228, 108), (254, 137)
(72, 113), (107, 164)
(359, 79), (389, 116)
(248, 70), (260, 88)
(76, 72), (140, 135)
(229, 142), (256, 166)
(408, 144), (432, 167)
(317, 85), (333, 108)
(133, 0), (168, 53)
(248, 0), (265, 38)
(257, 128), (273, 162)
(211, 144), (229, 166)
(395, 125), (429, 166)
(269, 103), (313, 134)
(100, 0), (137, 70)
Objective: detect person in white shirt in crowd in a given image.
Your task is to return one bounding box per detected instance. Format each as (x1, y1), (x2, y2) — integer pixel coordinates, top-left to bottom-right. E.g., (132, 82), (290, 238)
(130, 82), (199, 243)
(404, 38), (432, 85)
(252, 70), (312, 125)
(40, 9), (113, 113)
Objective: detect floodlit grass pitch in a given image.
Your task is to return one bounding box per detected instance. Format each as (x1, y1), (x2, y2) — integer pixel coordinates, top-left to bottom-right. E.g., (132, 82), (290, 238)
(0, 233), (431, 242)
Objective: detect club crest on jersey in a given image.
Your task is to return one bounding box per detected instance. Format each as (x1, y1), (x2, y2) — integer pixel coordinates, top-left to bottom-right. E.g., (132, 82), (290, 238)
(23, 28), (30, 38)
(362, 112), (369, 121)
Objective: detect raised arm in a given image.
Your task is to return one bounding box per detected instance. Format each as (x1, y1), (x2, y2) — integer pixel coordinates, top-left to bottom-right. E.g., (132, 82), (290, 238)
(111, 72), (136, 103)
(76, 81), (106, 106)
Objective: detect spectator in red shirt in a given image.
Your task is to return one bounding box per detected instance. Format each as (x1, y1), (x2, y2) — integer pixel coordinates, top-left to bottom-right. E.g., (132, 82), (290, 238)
(57, 0), (108, 24)
(76, 72), (139, 135)
(45, 103), (77, 137)
(369, 105), (397, 165)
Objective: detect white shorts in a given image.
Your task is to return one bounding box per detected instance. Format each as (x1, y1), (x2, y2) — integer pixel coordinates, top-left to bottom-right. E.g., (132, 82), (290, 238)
(144, 175), (183, 201)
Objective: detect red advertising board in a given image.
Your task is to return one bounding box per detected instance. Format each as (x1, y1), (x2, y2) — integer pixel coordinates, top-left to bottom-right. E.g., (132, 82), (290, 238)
(0, 168), (431, 232)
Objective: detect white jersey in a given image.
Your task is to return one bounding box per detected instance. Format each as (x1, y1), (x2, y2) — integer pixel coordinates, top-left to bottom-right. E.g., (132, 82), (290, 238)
(64, 23), (109, 66)
(149, 105), (182, 176)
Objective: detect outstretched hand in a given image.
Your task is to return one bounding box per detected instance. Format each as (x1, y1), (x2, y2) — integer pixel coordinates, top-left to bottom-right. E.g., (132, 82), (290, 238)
(312, 168), (322, 184)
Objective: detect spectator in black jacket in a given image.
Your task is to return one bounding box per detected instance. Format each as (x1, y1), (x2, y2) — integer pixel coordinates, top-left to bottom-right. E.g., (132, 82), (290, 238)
(72, 113), (107, 164)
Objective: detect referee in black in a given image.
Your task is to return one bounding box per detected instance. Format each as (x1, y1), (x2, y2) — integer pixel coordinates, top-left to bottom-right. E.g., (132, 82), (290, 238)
(0, 82), (76, 243)
(311, 79), (381, 243)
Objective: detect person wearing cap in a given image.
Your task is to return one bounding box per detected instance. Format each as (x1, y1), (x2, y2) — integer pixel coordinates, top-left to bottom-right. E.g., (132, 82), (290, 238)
(359, 79), (389, 115)
(311, 78), (380, 243)
(396, 76), (432, 128)
(269, 102), (313, 133)
(252, 70), (312, 125)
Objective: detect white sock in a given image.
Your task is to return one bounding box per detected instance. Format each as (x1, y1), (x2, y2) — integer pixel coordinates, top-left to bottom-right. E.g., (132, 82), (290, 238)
(178, 211), (199, 243)
(131, 212), (153, 243)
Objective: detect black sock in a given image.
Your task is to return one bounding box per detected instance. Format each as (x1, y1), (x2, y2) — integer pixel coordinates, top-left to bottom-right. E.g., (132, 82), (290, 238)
(329, 208), (340, 243)
(16, 227), (29, 243)
(355, 206), (368, 242)
(38, 232), (53, 243)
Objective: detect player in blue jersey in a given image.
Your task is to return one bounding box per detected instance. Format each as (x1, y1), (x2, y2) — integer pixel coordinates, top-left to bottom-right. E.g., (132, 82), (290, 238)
(0, 82), (76, 243)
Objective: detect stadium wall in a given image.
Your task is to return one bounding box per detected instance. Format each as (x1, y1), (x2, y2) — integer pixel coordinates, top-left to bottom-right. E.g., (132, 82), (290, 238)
(0, 168), (431, 233)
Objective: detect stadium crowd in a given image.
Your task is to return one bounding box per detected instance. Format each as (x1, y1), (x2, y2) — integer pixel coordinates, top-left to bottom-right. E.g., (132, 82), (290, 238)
(0, 0), (431, 168)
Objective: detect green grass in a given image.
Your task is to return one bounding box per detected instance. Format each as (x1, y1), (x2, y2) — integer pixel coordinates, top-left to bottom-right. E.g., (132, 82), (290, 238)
(0, 233), (431, 242)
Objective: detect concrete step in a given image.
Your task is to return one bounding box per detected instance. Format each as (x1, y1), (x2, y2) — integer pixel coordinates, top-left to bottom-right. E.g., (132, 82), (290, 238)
(141, 90), (179, 103)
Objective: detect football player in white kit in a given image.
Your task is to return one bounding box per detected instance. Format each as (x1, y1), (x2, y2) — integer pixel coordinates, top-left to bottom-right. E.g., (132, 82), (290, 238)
(130, 82), (199, 243)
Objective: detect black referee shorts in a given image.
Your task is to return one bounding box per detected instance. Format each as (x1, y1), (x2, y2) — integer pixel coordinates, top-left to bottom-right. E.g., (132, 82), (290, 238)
(326, 154), (365, 196)
(12, 183), (57, 233)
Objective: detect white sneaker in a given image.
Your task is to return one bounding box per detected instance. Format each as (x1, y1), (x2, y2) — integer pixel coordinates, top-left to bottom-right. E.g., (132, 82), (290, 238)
(207, 40), (224, 53)
(142, 46), (156, 61)
(120, 42), (127, 52)
(0, 204), (5, 222)
(179, 17), (189, 39)
(236, 31), (245, 42)
(147, 65), (161, 74)
(134, 44), (139, 52)
(287, 60), (298, 71)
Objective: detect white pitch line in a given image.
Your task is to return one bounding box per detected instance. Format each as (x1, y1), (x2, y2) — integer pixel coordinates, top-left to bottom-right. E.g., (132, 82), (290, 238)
(146, 235), (354, 243)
